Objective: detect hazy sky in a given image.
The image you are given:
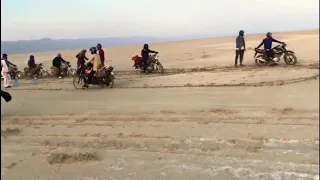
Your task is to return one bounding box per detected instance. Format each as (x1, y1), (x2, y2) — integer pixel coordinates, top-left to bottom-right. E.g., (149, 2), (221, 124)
(1, 0), (319, 41)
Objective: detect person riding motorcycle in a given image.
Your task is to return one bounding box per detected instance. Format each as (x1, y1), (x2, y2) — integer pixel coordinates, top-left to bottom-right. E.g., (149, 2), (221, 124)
(255, 32), (284, 62)
(83, 47), (102, 87)
(52, 53), (68, 79)
(141, 44), (158, 73)
(28, 55), (40, 78)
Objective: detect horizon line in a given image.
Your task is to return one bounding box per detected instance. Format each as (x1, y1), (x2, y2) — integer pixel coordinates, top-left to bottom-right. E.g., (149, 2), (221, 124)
(2, 28), (318, 42)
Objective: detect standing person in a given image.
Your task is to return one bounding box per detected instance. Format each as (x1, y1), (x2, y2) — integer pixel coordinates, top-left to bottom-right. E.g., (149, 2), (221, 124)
(76, 49), (89, 74)
(1, 54), (12, 88)
(52, 53), (68, 79)
(2, 54), (16, 69)
(141, 44), (158, 74)
(76, 49), (88, 67)
(97, 43), (105, 66)
(235, 30), (246, 67)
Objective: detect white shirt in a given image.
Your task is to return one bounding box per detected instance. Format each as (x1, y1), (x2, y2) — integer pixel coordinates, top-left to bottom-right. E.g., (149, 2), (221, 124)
(1, 59), (9, 73)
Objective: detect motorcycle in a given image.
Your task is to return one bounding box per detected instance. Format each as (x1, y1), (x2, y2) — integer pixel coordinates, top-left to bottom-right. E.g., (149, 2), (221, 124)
(132, 53), (164, 74)
(23, 63), (48, 78)
(254, 43), (297, 66)
(50, 62), (76, 77)
(1, 66), (23, 80)
(38, 64), (49, 78)
(10, 66), (23, 79)
(73, 65), (115, 89)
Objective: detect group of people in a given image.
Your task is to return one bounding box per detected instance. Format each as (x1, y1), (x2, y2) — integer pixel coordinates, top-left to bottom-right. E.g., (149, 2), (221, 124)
(1, 31), (284, 89)
(0, 43), (107, 88)
(74, 43), (106, 87)
(26, 52), (70, 79)
(234, 31), (285, 66)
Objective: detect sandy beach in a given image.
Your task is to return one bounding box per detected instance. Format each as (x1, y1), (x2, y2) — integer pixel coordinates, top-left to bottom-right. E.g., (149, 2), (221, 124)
(1, 30), (319, 180)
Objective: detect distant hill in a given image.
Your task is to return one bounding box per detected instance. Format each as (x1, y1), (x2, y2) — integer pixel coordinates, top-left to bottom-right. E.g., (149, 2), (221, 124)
(1, 37), (172, 55)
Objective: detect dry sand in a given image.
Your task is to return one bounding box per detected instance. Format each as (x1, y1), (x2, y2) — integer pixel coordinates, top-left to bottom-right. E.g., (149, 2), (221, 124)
(1, 30), (319, 180)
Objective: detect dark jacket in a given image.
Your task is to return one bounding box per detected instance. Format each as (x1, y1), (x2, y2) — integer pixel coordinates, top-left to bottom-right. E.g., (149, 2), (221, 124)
(236, 36), (246, 50)
(52, 57), (67, 66)
(76, 52), (89, 66)
(141, 49), (157, 60)
(257, 37), (282, 50)
(28, 59), (36, 68)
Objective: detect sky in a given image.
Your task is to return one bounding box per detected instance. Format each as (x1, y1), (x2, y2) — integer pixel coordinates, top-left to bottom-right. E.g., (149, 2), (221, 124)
(1, 0), (319, 41)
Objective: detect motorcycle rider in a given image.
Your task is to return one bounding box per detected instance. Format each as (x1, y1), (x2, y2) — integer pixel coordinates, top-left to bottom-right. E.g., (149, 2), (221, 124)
(52, 53), (68, 79)
(83, 47), (102, 87)
(235, 30), (246, 67)
(28, 55), (40, 78)
(141, 44), (158, 73)
(97, 43), (105, 65)
(255, 32), (284, 62)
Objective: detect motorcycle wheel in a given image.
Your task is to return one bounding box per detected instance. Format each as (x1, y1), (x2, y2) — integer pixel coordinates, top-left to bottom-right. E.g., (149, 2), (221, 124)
(40, 70), (49, 78)
(15, 71), (24, 79)
(68, 69), (76, 77)
(107, 75), (115, 88)
(255, 55), (267, 66)
(284, 53), (297, 65)
(156, 63), (164, 74)
(73, 75), (86, 89)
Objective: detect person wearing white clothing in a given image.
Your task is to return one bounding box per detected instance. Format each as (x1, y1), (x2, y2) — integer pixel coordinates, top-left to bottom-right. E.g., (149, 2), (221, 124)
(1, 54), (12, 88)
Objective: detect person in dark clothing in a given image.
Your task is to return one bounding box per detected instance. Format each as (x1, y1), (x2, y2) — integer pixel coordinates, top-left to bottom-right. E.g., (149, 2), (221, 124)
(76, 49), (89, 74)
(52, 53), (68, 78)
(28, 55), (36, 69)
(141, 44), (158, 73)
(235, 30), (246, 67)
(255, 32), (284, 62)
(76, 49), (88, 67)
(1, 89), (12, 102)
(27, 55), (40, 78)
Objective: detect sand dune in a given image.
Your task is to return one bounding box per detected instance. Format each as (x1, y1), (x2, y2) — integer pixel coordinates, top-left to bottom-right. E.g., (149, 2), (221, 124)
(1, 30), (319, 180)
